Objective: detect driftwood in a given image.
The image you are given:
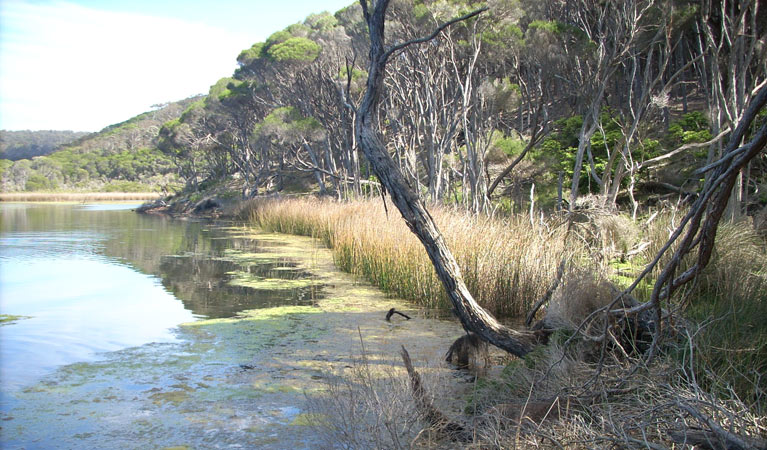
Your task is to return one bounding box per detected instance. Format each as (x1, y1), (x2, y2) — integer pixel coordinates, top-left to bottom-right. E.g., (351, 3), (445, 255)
(355, 0), (538, 358)
(400, 346), (471, 442)
(385, 308), (411, 321)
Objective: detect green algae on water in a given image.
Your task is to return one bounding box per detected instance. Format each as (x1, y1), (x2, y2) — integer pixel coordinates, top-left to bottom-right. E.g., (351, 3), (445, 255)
(290, 412), (328, 427)
(226, 270), (319, 290)
(0, 314), (31, 325)
(182, 305), (321, 327)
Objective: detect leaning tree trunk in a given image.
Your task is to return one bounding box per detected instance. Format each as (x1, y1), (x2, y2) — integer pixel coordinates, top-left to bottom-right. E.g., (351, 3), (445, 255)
(355, 0), (537, 357)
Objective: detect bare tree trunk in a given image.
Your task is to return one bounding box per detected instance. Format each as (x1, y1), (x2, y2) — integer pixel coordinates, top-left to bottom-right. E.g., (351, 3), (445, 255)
(355, 0), (537, 357)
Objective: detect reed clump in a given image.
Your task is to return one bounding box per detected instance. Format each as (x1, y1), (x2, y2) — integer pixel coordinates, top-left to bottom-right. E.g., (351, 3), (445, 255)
(242, 196), (574, 317)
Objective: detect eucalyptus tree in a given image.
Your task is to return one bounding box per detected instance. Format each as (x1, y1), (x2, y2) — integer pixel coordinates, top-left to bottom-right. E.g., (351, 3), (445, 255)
(576, 2), (683, 215)
(287, 19), (366, 198)
(157, 85), (246, 192)
(235, 18), (363, 196)
(694, 0), (766, 220)
(381, 2), (465, 203)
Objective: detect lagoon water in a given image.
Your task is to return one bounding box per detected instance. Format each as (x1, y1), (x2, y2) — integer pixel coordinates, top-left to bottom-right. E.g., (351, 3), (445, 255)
(0, 203), (195, 389)
(0, 202), (464, 448)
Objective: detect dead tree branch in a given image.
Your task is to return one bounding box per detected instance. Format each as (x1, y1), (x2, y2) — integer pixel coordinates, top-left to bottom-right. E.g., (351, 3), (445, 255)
(612, 84), (767, 337)
(356, 0), (538, 356)
(525, 257), (567, 327)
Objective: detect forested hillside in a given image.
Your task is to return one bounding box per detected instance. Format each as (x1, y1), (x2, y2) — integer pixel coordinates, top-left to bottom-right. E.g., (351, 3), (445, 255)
(3, 0), (763, 215)
(155, 0), (765, 220)
(1, 97), (201, 192)
(0, 130), (90, 161)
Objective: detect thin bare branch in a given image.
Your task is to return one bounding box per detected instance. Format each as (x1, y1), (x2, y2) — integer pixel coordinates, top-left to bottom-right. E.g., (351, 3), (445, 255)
(382, 8), (488, 64)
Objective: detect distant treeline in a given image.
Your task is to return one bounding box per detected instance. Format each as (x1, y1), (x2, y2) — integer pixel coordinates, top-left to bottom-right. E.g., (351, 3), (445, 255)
(3, 0), (765, 218)
(0, 98), (201, 193)
(0, 130), (90, 161)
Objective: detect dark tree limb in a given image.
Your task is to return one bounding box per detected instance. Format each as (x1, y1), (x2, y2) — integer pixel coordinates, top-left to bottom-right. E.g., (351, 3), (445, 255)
(651, 85), (767, 311)
(669, 401), (767, 450)
(356, 0), (538, 357)
(610, 84), (767, 343)
(382, 8), (487, 63)
(385, 308), (411, 321)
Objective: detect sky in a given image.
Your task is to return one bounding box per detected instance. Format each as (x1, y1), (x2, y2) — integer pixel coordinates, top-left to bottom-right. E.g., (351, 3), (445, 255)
(0, 0), (354, 132)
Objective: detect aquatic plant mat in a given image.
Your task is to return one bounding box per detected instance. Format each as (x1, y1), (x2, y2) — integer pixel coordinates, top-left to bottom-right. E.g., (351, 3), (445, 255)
(0, 227), (467, 448)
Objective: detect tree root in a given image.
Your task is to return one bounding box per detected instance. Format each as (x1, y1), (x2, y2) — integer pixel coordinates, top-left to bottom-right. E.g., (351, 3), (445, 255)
(444, 332), (489, 370)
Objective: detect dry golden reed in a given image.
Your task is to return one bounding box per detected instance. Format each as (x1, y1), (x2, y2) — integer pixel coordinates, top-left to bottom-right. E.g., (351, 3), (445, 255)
(242, 196), (572, 317)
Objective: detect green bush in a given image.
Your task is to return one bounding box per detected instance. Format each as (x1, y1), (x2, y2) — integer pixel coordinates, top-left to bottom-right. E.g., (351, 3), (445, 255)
(101, 181), (151, 192)
(667, 111), (711, 146)
(25, 173), (57, 191)
(267, 37), (321, 62)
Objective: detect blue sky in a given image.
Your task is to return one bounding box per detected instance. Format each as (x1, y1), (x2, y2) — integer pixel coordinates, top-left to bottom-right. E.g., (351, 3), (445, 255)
(0, 0), (354, 131)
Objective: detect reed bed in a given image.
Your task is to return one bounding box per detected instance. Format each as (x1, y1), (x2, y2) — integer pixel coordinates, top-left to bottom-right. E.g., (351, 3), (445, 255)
(0, 192), (161, 202)
(242, 196), (577, 317)
(240, 197), (767, 445)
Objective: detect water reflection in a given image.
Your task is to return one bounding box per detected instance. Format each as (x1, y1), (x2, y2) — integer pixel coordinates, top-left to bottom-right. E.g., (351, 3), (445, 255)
(158, 252), (319, 318)
(0, 203), (323, 390)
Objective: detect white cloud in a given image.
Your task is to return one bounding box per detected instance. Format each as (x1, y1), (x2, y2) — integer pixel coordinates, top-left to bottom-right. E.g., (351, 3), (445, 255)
(0, 0), (251, 131)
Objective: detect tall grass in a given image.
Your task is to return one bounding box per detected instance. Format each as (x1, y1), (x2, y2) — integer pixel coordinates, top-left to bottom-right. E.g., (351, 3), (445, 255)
(241, 197), (575, 317)
(641, 212), (767, 410)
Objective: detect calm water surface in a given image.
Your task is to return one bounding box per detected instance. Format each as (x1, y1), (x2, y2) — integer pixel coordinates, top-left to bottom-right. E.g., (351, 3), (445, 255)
(0, 203), (315, 391)
(0, 202), (463, 449)
(1, 203), (193, 389)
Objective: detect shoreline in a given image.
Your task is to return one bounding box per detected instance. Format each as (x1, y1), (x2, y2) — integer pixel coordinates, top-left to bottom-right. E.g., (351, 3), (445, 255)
(0, 192), (162, 202)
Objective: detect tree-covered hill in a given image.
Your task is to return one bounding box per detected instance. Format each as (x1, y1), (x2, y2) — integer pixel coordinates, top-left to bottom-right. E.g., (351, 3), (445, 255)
(155, 0), (765, 220)
(1, 97), (202, 192)
(0, 130), (90, 161)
